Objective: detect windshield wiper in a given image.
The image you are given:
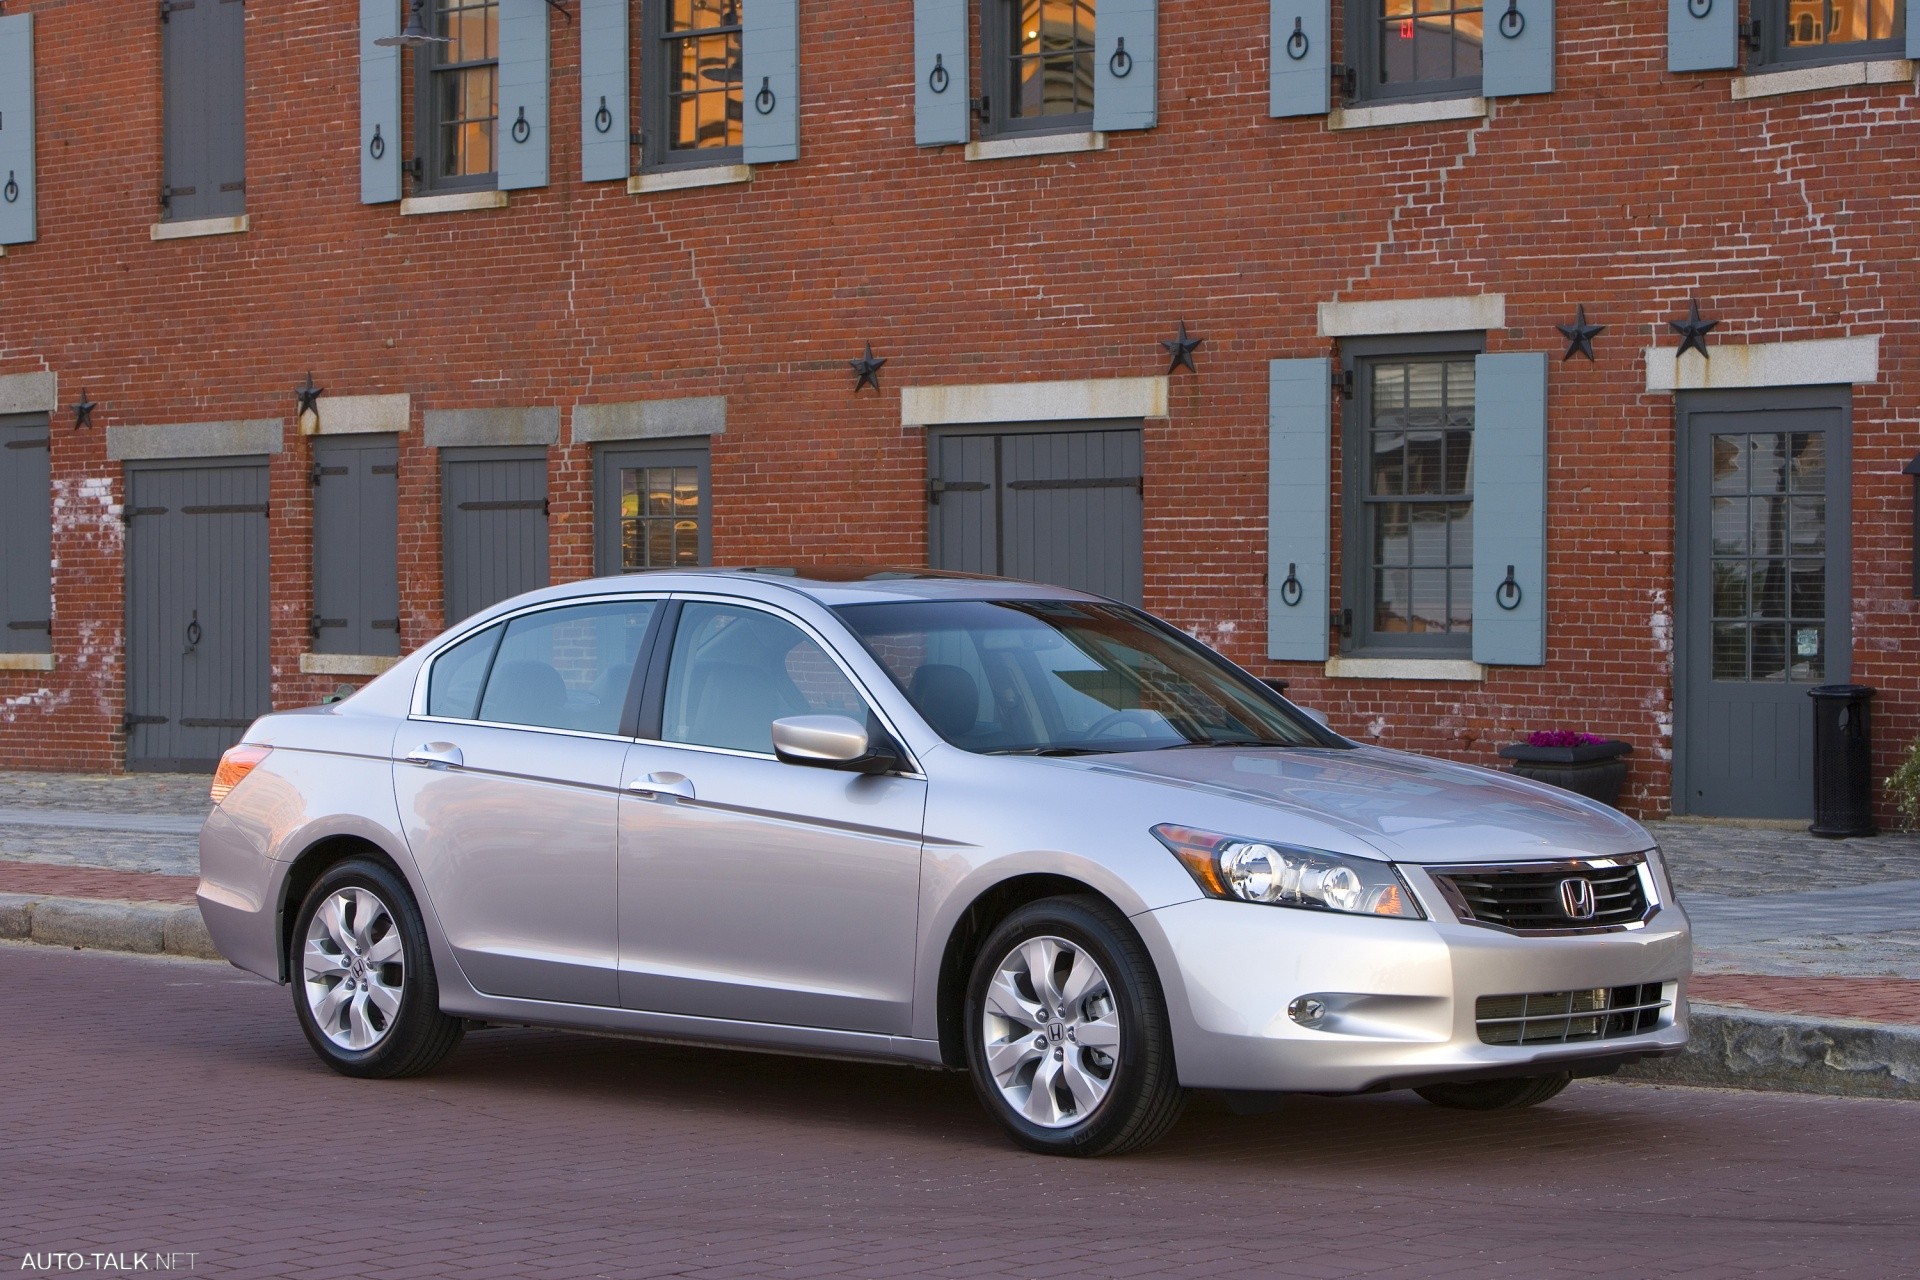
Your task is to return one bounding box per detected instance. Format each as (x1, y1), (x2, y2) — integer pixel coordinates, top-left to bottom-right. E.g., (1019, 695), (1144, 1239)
(1161, 738), (1288, 750)
(985, 746), (1112, 757)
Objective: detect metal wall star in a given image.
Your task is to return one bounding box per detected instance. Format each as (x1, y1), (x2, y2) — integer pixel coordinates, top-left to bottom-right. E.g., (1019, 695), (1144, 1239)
(1670, 298), (1718, 360)
(295, 372), (326, 417)
(849, 343), (886, 394)
(72, 390), (98, 430)
(1555, 305), (1605, 363)
(1161, 321), (1204, 376)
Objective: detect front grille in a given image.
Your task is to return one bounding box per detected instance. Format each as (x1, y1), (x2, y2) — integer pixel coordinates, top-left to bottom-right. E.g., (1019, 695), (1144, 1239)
(1476, 983), (1670, 1046)
(1431, 857), (1652, 933)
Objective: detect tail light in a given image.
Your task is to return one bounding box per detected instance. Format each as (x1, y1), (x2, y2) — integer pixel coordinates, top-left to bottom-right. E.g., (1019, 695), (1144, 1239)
(210, 744), (272, 805)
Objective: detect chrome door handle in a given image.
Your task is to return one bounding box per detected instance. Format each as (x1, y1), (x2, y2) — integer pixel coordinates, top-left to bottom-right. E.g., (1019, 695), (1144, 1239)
(628, 771), (694, 801)
(404, 743), (464, 769)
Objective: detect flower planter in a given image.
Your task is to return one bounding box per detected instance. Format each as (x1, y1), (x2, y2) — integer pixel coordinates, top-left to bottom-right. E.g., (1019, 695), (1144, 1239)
(1497, 739), (1633, 808)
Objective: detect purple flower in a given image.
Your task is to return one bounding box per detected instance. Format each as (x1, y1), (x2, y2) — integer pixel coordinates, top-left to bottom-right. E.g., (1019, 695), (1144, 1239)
(1527, 730), (1610, 748)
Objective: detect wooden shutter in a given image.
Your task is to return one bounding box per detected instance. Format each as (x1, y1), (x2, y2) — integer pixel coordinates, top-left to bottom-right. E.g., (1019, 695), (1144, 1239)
(1482, 0), (1554, 97)
(1269, 0), (1329, 119)
(0, 416), (51, 653)
(1910, 0), (1919, 58)
(1267, 359), (1332, 663)
(360, 0), (402, 204)
(579, 0), (630, 181)
(311, 436), (401, 657)
(1471, 353), (1548, 667)
(1093, 0), (1157, 132)
(162, 0), (246, 222)
(914, 0), (969, 146)
(442, 447), (550, 626)
(1667, 0), (1738, 72)
(0, 13), (36, 246)
(742, 0), (800, 164)
(497, 0), (551, 191)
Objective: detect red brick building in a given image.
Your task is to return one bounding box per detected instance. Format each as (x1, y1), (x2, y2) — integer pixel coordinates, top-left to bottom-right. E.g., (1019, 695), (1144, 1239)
(0, 0), (1914, 820)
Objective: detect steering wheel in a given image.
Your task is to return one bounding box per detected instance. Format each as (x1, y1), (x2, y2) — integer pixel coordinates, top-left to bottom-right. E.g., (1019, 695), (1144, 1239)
(1085, 709), (1166, 739)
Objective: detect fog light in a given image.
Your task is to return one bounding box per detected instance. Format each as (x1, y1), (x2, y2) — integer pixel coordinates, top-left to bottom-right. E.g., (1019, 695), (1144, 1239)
(1287, 996), (1328, 1028)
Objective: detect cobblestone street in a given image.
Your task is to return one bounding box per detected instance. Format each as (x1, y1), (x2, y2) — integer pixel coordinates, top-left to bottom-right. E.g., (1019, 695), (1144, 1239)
(3, 943), (1918, 1280)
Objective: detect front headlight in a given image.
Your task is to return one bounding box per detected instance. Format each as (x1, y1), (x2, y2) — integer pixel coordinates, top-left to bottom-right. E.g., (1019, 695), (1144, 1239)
(1151, 824), (1424, 919)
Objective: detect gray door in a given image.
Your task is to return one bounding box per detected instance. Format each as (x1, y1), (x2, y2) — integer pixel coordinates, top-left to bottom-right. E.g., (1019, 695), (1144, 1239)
(442, 447), (548, 626)
(161, 0), (246, 221)
(311, 434), (400, 656)
(124, 459), (270, 772)
(928, 424), (1144, 604)
(1676, 390), (1850, 818)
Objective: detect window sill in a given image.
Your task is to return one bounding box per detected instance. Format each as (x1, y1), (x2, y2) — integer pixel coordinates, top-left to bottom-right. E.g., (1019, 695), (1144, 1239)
(1731, 58), (1914, 100)
(0, 653), (55, 673)
(965, 131), (1107, 162)
(1328, 97), (1487, 131)
(150, 215), (249, 242)
(400, 190), (510, 217)
(628, 165), (753, 195)
(1324, 656), (1485, 682)
(300, 653), (401, 677)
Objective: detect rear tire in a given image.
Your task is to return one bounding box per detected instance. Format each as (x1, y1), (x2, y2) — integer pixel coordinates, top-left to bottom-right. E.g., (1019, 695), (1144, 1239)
(1414, 1073), (1572, 1111)
(289, 857), (463, 1079)
(964, 895), (1186, 1157)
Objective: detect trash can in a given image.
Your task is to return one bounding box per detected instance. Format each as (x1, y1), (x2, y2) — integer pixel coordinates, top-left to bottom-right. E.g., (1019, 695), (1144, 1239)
(1809, 684), (1876, 838)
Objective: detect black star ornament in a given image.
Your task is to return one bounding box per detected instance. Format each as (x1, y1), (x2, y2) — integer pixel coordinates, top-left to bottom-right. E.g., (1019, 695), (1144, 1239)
(1670, 298), (1718, 361)
(849, 343), (886, 394)
(1555, 305), (1605, 363)
(1161, 321), (1204, 376)
(72, 389), (98, 430)
(295, 372), (326, 417)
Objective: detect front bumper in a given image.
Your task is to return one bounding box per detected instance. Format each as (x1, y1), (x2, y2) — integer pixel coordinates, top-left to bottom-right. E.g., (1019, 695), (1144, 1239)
(1137, 893), (1692, 1094)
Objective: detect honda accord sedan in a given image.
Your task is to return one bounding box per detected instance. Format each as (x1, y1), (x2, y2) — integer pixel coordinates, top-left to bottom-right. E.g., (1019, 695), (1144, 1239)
(198, 568), (1689, 1156)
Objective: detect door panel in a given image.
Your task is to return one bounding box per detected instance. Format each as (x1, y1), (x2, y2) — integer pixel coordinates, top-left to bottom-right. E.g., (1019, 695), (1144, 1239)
(1677, 396), (1848, 818)
(125, 461), (269, 772)
(442, 447), (548, 626)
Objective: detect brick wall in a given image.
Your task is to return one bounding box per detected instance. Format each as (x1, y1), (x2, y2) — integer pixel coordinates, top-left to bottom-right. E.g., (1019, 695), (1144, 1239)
(1, 0), (1915, 821)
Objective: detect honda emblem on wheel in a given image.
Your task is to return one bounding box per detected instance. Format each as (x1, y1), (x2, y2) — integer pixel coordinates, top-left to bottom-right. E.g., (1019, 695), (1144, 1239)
(1559, 877), (1597, 921)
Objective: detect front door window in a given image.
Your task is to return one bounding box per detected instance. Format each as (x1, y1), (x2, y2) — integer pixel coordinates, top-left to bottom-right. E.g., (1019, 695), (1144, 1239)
(1710, 432), (1828, 683)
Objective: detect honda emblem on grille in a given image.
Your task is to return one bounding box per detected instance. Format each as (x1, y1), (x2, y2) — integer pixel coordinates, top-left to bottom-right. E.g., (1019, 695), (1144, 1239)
(1558, 877), (1598, 921)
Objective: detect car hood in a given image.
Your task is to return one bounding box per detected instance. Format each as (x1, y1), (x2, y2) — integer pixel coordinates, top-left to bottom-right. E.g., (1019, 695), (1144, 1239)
(1074, 744), (1651, 864)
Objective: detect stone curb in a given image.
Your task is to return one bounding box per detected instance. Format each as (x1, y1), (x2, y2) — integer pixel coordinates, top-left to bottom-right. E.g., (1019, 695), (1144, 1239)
(1616, 1002), (1920, 1100)
(0, 892), (221, 961)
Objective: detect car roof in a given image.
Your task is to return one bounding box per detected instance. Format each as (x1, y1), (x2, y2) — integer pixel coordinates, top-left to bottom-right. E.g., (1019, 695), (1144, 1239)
(559, 566), (1110, 608)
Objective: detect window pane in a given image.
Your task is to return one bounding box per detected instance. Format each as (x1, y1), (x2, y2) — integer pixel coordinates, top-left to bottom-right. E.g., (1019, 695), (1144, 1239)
(1789, 560), (1825, 621)
(1712, 623), (1748, 680)
(662, 604), (866, 753)
(1712, 561), (1748, 619)
(1789, 432), (1825, 492)
(1752, 623), (1789, 681)
(1792, 624), (1826, 680)
(1377, 1), (1483, 89)
(1787, 0), (1902, 46)
(1711, 497), (1748, 555)
(1750, 564), (1787, 619)
(1010, 0), (1095, 118)
(476, 602), (657, 734)
(1361, 355), (1474, 640)
(428, 624), (502, 719)
(620, 463), (705, 572)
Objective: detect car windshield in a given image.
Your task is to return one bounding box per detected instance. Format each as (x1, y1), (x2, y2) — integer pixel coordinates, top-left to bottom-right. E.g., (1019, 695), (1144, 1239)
(835, 598), (1333, 755)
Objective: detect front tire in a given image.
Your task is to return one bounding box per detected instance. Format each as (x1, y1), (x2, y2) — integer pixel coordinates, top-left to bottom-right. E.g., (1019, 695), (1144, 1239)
(290, 857), (463, 1079)
(1414, 1073), (1572, 1111)
(964, 896), (1186, 1157)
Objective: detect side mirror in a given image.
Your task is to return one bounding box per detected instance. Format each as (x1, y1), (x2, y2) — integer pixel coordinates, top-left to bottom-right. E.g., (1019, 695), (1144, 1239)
(771, 715), (901, 775)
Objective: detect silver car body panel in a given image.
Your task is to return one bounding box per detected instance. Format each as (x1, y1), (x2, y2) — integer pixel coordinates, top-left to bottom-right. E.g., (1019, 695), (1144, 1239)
(198, 569), (1692, 1094)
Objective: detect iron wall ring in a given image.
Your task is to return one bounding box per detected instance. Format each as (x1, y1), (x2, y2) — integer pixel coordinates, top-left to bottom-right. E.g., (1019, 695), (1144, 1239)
(594, 98), (613, 134)
(1495, 567), (1524, 611)
(755, 78), (777, 115)
(2, 172), (16, 204)
(186, 619), (202, 647)
(929, 55), (950, 93)
(368, 129), (385, 161)
(1286, 20), (1310, 61)
(1499, 3), (1526, 39)
(1110, 38), (1133, 78)
(1688, 0), (1712, 15)
(1279, 563), (1304, 608)
(511, 109), (531, 144)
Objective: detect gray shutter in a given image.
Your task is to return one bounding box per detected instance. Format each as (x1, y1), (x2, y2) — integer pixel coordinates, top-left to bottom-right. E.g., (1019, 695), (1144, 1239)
(1092, 0), (1157, 132)
(579, 0), (629, 181)
(0, 13), (36, 246)
(914, 0), (969, 147)
(497, 0), (551, 191)
(1269, 0), (1329, 119)
(442, 447), (550, 625)
(0, 417), (52, 653)
(163, 0), (247, 222)
(1910, 0), (1919, 58)
(1482, 0), (1554, 97)
(360, 0), (402, 204)
(1471, 353), (1548, 667)
(1267, 359), (1331, 663)
(1667, 0), (1738, 72)
(312, 436), (401, 657)
(742, 0), (800, 164)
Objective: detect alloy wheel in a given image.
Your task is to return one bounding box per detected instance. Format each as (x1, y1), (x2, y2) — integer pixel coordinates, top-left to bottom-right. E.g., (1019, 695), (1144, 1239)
(979, 934), (1122, 1129)
(302, 887), (405, 1051)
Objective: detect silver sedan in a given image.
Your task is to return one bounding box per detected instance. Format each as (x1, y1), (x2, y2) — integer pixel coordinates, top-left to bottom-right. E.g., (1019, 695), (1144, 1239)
(199, 568), (1690, 1156)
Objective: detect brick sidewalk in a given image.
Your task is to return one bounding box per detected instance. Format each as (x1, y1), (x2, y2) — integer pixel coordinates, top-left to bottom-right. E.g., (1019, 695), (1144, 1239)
(0, 859), (198, 905)
(1690, 973), (1920, 1026)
